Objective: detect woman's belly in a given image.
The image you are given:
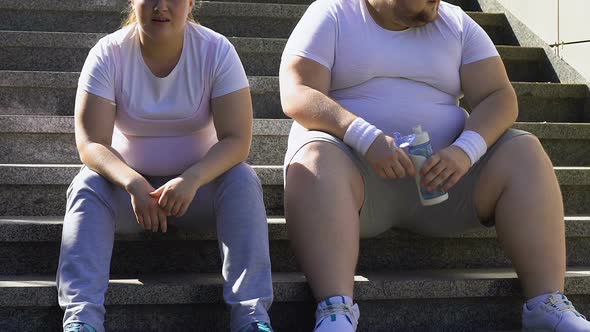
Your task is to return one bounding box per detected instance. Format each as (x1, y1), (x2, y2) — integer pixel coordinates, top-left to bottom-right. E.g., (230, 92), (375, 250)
(111, 126), (218, 176)
(331, 77), (467, 152)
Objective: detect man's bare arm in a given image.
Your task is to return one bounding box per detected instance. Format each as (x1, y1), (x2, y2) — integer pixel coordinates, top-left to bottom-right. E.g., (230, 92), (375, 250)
(279, 54), (415, 178)
(420, 56), (518, 191)
(460, 56), (519, 146)
(279, 55), (357, 139)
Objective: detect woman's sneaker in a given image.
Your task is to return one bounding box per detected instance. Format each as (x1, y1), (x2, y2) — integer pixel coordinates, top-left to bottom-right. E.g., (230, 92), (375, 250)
(238, 321), (274, 332)
(63, 322), (97, 332)
(522, 292), (590, 331)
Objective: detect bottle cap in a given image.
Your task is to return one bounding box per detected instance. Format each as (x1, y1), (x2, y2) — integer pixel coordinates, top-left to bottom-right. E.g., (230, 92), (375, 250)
(411, 125), (430, 146)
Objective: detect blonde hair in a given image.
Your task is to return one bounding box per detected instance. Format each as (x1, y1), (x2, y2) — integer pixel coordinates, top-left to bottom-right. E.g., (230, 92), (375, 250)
(122, 2), (199, 27)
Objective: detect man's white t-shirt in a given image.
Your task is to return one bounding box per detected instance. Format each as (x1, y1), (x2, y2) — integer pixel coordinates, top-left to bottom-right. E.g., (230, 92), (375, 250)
(78, 22), (249, 176)
(282, 0), (499, 151)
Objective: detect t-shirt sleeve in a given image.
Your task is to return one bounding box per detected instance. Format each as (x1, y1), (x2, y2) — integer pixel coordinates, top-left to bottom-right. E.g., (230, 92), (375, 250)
(211, 38), (249, 98)
(78, 39), (116, 102)
(461, 11), (499, 65)
(282, 1), (337, 70)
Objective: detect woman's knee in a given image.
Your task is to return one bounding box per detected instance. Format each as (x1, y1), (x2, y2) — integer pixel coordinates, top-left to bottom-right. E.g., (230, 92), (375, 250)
(214, 163), (267, 224)
(67, 167), (117, 214)
(217, 162), (262, 189)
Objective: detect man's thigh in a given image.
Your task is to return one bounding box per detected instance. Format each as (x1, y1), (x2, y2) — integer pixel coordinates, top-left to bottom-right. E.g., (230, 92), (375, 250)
(404, 129), (532, 237)
(285, 126), (413, 238)
(286, 139), (365, 217)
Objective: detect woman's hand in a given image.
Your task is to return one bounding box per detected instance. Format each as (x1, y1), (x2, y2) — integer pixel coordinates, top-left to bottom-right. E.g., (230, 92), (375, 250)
(420, 146), (471, 192)
(150, 175), (200, 218)
(365, 134), (416, 179)
(127, 177), (168, 233)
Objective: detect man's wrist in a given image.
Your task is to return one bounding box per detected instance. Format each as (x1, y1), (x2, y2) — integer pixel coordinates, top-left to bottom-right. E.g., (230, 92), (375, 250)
(451, 130), (487, 166)
(343, 118), (383, 155)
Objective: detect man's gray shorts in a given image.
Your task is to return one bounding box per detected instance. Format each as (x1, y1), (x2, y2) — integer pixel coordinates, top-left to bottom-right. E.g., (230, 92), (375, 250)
(284, 125), (531, 238)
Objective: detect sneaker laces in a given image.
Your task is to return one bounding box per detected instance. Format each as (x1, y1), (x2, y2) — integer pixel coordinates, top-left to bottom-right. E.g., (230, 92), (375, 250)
(316, 302), (359, 326)
(546, 294), (587, 319)
(64, 323), (82, 332)
(253, 321), (273, 332)
(239, 321), (274, 332)
(64, 323), (97, 332)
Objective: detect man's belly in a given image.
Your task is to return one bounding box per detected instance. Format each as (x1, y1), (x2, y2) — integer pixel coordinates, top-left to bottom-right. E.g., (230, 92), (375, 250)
(331, 77), (467, 151)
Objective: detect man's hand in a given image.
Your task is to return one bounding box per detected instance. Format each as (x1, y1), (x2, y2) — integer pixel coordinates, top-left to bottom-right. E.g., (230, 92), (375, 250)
(127, 177), (168, 233)
(420, 146), (471, 192)
(150, 176), (200, 218)
(365, 134), (416, 179)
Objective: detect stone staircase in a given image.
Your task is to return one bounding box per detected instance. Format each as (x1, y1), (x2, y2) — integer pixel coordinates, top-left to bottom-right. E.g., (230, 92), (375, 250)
(1, 0), (589, 330)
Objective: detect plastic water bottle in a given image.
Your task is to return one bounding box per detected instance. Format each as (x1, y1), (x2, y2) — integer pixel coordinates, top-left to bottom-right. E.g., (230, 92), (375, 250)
(407, 125), (449, 206)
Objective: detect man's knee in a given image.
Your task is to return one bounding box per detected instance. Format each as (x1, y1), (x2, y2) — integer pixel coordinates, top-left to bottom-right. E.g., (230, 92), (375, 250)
(286, 141), (364, 208)
(289, 142), (347, 186)
(475, 134), (554, 218)
(498, 134), (549, 166)
(483, 134), (551, 183)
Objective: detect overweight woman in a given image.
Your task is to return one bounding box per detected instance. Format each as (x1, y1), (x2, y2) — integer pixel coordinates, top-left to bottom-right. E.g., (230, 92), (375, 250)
(56, 1), (273, 331)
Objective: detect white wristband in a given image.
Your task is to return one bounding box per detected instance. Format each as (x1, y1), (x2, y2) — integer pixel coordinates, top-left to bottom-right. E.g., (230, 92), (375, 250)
(451, 130), (487, 166)
(343, 118), (383, 156)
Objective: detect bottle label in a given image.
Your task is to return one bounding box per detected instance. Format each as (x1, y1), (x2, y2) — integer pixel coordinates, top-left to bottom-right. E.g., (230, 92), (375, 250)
(409, 143), (447, 200)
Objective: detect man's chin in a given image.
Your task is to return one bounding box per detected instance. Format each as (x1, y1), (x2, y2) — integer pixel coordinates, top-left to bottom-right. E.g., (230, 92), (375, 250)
(412, 12), (439, 27)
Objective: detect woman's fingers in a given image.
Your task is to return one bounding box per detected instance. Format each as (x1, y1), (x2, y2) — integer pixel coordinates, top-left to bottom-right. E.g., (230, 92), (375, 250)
(158, 209), (168, 233)
(177, 203), (190, 218)
(149, 208), (159, 232)
(142, 213), (153, 232)
(171, 200), (183, 217)
(135, 212), (144, 227)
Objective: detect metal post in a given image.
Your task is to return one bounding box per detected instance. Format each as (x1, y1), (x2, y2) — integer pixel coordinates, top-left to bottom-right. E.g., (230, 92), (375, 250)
(557, 0), (561, 58)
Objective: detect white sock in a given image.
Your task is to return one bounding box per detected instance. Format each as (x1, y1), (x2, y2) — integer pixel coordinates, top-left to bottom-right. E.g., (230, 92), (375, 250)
(314, 295), (359, 332)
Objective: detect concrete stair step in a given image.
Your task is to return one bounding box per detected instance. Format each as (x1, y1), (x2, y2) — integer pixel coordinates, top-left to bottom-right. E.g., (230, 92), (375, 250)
(0, 164), (589, 216)
(1, 269), (589, 331)
(0, 1), (516, 44)
(0, 72), (287, 120)
(0, 31), (555, 81)
(0, 216), (589, 274)
(0, 116), (290, 165)
(1, 71), (588, 122)
(1, 116), (589, 166)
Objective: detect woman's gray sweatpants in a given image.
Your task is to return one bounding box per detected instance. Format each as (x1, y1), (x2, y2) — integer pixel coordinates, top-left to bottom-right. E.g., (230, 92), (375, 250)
(56, 163), (273, 332)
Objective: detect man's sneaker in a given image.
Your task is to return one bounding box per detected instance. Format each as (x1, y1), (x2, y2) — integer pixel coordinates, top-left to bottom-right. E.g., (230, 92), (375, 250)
(522, 292), (590, 331)
(64, 322), (97, 332)
(238, 321), (274, 332)
(314, 296), (359, 332)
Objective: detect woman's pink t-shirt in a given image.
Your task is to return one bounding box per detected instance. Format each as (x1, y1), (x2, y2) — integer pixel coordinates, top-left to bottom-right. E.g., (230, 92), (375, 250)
(78, 22), (249, 176)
